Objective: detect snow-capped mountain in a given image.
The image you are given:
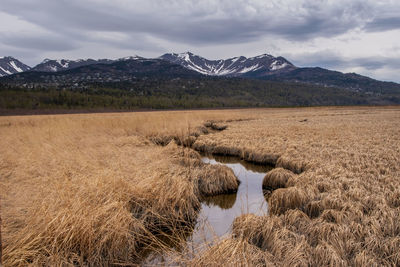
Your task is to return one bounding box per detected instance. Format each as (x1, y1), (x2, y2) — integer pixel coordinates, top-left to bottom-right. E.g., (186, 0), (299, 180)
(4, 53), (294, 77)
(0, 56), (31, 77)
(160, 52), (296, 77)
(31, 58), (115, 72)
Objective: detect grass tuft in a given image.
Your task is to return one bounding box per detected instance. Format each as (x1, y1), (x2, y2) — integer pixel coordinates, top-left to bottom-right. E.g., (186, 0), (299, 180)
(262, 167), (295, 190)
(268, 187), (309, 215)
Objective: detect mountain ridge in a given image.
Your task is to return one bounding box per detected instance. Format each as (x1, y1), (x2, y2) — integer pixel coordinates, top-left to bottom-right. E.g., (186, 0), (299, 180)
(1, 52), (400, 94)
(30, 56), (149, 72)
(31, 58), (115, 72)
(1, 54), (399, 111)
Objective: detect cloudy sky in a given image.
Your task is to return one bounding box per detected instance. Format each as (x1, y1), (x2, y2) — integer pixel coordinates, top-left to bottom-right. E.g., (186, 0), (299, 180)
(1, 0), (399, 82)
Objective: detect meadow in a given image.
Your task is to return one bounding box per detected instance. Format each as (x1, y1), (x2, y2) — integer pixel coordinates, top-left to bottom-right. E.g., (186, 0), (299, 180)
(1, 106), (399, 266)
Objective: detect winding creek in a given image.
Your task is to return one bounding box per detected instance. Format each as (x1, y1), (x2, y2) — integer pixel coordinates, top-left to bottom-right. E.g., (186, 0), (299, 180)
(143, 153), (274, 264)
(194, 154), (273, 242)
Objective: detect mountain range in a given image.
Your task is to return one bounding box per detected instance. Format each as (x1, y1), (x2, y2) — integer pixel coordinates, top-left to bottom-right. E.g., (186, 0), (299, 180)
(1, 52), (399, 94)
(0, 52), (296, 78)
(0, 52), (399, 112)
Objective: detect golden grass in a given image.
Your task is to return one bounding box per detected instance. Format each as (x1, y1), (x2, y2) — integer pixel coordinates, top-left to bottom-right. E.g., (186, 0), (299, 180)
(0, 110), (253, 266)
(268, 187), (311, 215)
(195, 164), (239, 196)
(189, 238), (270, 266)
(262, 167), (295, 190)
(1, 106), (400, 266)
(186, 106), (400, 266)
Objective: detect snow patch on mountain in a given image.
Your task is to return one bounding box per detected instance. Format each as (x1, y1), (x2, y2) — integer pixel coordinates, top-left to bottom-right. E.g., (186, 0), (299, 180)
(118, 55), (143, 61)
(270, 60), (288, 71)
(10, 61), (24, 72)
(56, 59), (69, 68)
(0, 66), (12, 75)
(186, 63), (211, 75)
(238, 64), (261, 73)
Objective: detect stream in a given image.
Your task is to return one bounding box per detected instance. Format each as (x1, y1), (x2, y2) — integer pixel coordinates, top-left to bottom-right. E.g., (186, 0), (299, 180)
(193, 154), (273, 242)
(142, 153), (273, 264)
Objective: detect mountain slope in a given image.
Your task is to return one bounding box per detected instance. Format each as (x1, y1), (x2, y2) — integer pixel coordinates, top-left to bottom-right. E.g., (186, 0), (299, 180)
(30, 56), (148, 72)
(160, 52), (400, 93)
(65, 57), (201, 78)
(160, 52), (296, 77)
(31, 58), (115, 72)
(265, 67), (400, 94)
(0, 57), (31, 77)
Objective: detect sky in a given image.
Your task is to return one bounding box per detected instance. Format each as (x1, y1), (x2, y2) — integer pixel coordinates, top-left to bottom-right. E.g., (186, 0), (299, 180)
(0, 0), (399, 82)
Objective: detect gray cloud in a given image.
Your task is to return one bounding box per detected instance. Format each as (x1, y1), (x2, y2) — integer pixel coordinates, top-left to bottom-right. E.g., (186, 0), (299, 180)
(0, 0), (375, 45)
(365, 17), (400, 32)
(290, 51), (348, 69)
(1, 33), (78, 51)
(353, 57), (400, 71)
(290, 50), (400, 75)
(0, 0), (399, 82)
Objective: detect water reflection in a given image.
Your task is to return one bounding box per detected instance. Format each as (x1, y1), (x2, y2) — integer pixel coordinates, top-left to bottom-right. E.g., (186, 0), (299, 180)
(201, 193), (237, 210)
(193, 154), (272, 240)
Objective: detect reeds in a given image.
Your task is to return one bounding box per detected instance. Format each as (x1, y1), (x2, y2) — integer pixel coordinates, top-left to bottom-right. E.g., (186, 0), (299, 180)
(1, 106), (400, 266)
(187, 106), (400, 266)
(0, 109), (254, 266)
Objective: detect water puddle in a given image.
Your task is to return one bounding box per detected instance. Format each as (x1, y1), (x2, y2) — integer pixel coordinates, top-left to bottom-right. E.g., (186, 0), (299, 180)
(142, 154), (273, 264)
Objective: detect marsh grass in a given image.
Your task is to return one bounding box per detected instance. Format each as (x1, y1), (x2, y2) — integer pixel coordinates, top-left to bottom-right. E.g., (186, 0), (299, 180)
(262, 167), (295, 190)
(1, 107), (400, 266)
(195, 164), (239, 196)
(0, 110), (255, 266)
(184, 106), (400, 266)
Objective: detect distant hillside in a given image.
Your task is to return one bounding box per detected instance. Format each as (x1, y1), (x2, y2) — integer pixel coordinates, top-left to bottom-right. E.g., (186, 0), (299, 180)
(31, 58), (114, 72)
(1, 74), (399, 113)
(265, 67), (400, 94)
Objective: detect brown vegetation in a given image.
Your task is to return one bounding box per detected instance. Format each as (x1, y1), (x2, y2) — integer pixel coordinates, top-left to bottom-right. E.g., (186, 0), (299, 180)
(0, 110), (250, 266)
(187, 106), (400, 266)
(195, 164), (239, 196)
(262, 167), (295, 190)
(1, 106), (400, 266)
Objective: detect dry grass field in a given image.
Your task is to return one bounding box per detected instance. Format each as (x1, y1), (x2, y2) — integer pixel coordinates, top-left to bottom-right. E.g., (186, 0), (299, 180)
(1, 107), (399, 266)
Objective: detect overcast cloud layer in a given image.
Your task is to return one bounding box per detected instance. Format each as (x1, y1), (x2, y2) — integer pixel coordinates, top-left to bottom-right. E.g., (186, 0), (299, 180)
(1, 0), (399, 82)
